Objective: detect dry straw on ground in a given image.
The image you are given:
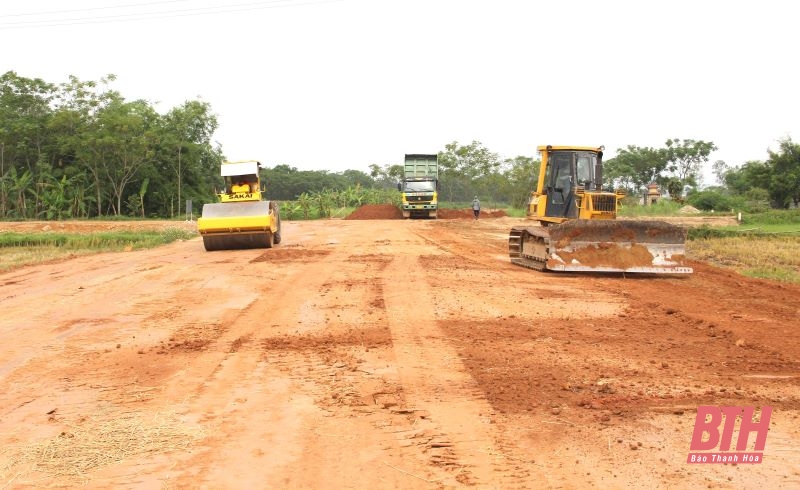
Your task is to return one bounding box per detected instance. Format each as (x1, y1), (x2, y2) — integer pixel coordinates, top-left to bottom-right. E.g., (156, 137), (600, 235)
(1, 410), (204, 485)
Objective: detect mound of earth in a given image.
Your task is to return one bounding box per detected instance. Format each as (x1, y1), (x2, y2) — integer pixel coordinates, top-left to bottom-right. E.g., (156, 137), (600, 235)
(438, 208), (508, 219)
(344, 204), (403, 220)
(344, 205), (508, 220)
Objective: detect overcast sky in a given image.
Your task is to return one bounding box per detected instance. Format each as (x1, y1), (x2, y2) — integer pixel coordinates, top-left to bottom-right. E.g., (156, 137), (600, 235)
(2, 0), (798, 184)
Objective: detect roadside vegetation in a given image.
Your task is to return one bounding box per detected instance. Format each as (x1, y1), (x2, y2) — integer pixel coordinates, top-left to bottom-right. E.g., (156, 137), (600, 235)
(688, 235), (800, 283)
(278, 187), (399, 220)
(618, 200), (686, 217)
(0, 229), (196, 272)
(686, 210), (800, 283)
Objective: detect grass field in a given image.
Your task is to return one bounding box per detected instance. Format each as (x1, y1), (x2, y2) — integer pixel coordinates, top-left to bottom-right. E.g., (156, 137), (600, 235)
(688, 235), (800, 283)
(681, 209), (800, 282)
(618, 200), (687, 217)
(0, 229), (196, 272)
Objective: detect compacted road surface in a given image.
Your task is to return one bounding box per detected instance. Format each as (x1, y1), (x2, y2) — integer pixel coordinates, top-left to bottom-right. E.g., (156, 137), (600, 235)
(1, 216), (798, 488)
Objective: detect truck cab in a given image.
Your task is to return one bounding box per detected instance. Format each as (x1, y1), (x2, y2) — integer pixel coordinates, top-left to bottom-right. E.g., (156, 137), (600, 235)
(399, 154), (439, 218)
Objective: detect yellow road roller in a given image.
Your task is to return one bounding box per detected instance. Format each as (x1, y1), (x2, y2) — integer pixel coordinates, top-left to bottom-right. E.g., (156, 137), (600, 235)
(197, 160), (281, 251)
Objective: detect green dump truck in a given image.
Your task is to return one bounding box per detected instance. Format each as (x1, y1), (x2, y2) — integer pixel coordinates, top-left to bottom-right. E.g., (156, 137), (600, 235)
(398, 154), (439, 218)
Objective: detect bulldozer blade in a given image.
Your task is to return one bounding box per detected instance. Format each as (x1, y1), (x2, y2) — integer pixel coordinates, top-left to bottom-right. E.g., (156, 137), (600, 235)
(198, 201), (275, 251)
(545, 220), (692, 274)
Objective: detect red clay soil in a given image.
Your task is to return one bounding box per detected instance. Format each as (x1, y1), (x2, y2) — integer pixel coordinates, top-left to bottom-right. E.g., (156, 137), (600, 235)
(344, 204), (508, 220)
(344, 204), (403, 220)
(438, 208), (508, 219)
(0, 218), (798, 488)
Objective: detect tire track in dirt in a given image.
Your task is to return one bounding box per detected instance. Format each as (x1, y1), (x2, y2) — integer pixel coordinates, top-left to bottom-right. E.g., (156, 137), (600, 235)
(381, 249), (536, 488)
(160, 245), (345, 487)
(0, 241), (264, 485)
(424, 219), (800, 488)
(5, 218), (799, 488)
(164, 223), (439, 488)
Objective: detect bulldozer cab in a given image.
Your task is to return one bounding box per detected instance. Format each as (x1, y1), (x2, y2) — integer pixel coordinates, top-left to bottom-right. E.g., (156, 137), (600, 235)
(544, 152), (576, 218)
(541, 148), (602, 220)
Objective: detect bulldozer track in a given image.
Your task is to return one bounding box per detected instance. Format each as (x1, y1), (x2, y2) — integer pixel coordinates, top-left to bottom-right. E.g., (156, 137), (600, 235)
(507, 228), (522, 259)
(508, 226), (547, 271)
(510, 256), (546, 271)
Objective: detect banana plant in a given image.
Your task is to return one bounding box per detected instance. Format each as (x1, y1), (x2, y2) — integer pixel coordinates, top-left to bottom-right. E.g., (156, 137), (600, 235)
(38, 175), (71, 219)
(138, 177), (149, 217)
(297, 192), (312, 220)
(0, 171), (9, 218)
(7, 167), (33, 218)
(313, 189), (332, 218)
(282, 201), (302, 220)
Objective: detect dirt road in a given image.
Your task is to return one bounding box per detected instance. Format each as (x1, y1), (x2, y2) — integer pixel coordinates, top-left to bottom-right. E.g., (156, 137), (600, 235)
(1, 217), (798, 488)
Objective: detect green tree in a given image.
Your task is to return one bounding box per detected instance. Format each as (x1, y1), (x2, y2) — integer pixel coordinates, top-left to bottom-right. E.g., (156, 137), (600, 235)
(766, 137), (800, 208)
(54, 75), (120, 217)
(90, 99), (158, 215)
(502, 155), (540, 208)
(664, 138), (717, 188)
(338, 169), (374, 189)
(438, 140), (501, 202)
(711, 160), (728, 186)
(687, 189), (732, 212)
(604, 145), (669, 194)
(0, 71), (55, 176)
(1, 72), (223, 218)
(665, 178), (685, 203)
(368, 163), (404, 189)
(161, 100), (218, 215)
(723, 160), (771, 195)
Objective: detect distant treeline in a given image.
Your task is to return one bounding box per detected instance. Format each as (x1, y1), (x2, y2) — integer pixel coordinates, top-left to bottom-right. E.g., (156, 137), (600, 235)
(8, 71), (793, 220)
(0, 72), (510, 219)
(0, 71), (537, 219)
(1, 71), (228, 219)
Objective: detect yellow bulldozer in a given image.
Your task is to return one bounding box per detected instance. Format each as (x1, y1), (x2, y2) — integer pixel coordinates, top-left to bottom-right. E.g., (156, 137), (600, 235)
(197, 160), (281, 251)
(508, 145), (692, 274)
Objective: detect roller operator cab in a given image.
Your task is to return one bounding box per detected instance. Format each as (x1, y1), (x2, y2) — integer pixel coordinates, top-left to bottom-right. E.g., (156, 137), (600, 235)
(197, 160), (281, 251)
(509, 145), (692, 274)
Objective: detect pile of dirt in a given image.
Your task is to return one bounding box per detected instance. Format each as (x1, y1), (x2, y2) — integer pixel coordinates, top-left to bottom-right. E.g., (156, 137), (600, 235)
(344, 204), (403, 220)
(438, 208), (508, 219)
(343, 205), (508, 220)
